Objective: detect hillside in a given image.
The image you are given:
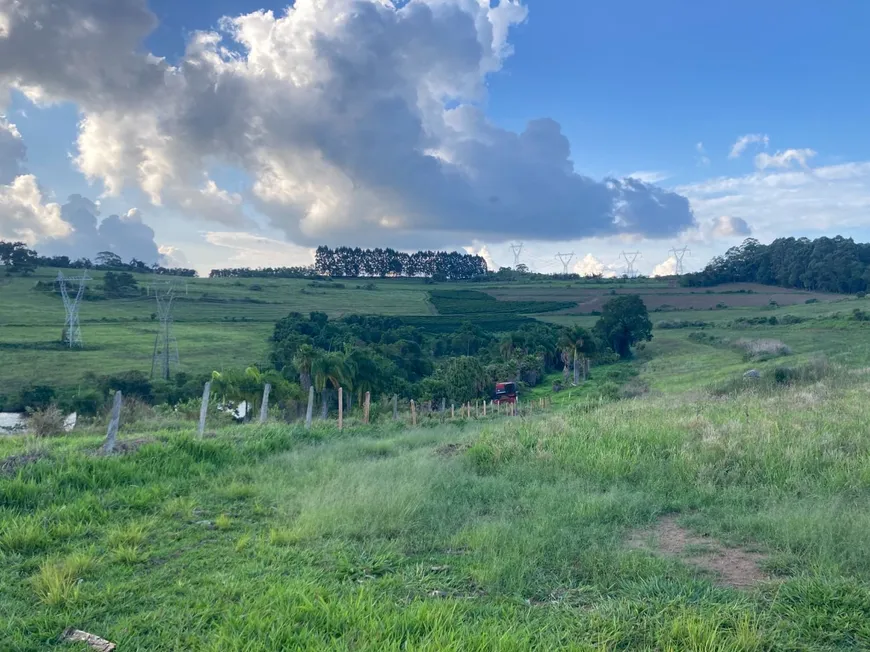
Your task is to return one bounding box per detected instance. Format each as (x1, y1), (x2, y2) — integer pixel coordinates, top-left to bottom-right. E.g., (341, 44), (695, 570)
(4, 311), (870, 648)
(0, 267), (847, 402)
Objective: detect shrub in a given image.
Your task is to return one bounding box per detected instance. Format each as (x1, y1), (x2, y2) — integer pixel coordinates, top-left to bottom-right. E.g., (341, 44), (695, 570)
(779, 314), (806, 325)
(857, 291), (866, 298)
(715, 302), (728, 309)
(17, 384), (56, 410)
(27, 405), (66, 437)
(656, 319), (710, 329)
(734, 338), (792, 361)
(852, 308), (870, 322)
(805, 298), (819, 304)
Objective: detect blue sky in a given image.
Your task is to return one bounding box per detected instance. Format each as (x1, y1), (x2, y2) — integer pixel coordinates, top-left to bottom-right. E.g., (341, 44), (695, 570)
(2, 0), (869, 275)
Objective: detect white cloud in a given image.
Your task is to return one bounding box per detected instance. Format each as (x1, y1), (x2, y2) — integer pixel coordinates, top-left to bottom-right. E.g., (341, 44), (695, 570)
(651, 256), (677, 277)
(754, 148), (816, 170)
(204, 231), (315, 269)
(627, 171), (669, 184)
(0, 174), (68, 243)
(710, 215), (751, 238)
(464, 243), (497, 270)
(574, 253), (619, 278)
(158, 245), (189, 268)
(0, 0), (696, 248)
(676, 160), (870, 236)
(729, 133), (769, 159)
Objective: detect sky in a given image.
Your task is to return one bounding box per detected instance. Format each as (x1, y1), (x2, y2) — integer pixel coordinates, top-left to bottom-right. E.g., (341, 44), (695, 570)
(1, 0), (869, 276)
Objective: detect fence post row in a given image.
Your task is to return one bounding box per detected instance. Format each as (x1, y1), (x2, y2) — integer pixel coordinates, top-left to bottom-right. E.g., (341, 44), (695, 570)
(364, 391), (371, 425)
(259, 383), (271, 424)
(103, 391), (122, 454)
(410, 400), (417, 426)
(198, 381), (211, 438)
(305, 386), (315, 429)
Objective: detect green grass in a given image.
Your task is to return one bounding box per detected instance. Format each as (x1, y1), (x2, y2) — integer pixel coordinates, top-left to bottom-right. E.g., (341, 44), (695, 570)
(4, 364), (870, 649)
(428, 289), (575, 315)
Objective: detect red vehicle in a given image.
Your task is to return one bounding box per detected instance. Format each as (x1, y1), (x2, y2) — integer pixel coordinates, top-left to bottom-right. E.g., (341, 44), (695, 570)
(494, 382), (517, 404)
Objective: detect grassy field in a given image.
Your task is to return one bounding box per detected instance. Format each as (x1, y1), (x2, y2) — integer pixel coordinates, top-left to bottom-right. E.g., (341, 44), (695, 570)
(0, 268), (855, 397)
(4, 363), (870, 649)
(4, 272), (870, 648)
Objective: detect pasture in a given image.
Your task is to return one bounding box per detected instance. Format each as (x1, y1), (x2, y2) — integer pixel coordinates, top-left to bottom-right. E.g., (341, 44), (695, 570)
(4, 266), (870, 649)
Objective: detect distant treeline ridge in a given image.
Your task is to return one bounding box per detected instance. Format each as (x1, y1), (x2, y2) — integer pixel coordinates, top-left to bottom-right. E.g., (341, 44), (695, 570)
(683, 236), (870, 293)
(210, 246), (488, 279)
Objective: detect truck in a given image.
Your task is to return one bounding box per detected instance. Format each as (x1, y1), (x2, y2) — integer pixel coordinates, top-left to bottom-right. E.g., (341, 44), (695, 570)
(494, 381), (517, 405)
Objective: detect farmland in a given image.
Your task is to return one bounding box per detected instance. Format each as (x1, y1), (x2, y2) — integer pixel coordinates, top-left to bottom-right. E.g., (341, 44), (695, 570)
(4, 290), (870, 648)
(5, 262), (870, 648)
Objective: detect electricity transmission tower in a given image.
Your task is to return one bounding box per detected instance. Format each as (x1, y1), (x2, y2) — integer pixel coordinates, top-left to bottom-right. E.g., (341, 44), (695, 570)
(669, 246), (691, 275)
(57, 272), (89, 348)
(555, 252), (575, 275)
(621, 251), (642, 278)
(150, 283), (180, 380)
(510, 242), (524, 268)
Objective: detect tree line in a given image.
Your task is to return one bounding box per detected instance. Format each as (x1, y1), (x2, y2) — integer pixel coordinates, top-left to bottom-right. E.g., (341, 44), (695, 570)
(685, 236), (870, 293)
(314, 246), (488, 279)
(0, 241), (197, 277)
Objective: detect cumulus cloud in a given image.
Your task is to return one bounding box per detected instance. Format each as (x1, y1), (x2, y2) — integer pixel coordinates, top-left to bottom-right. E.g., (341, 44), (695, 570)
(158, 245), (189, 269)
(0, 116), (26, 182)
(755, 148), (816, 170)
(38, 195), (164, 263)
(0, 175), (67, 243)
(0, 115), (69, 243)
(651, 256), (677, 277)
(710, 215), (751, 238)
(0, 0), (696, 247)
(676, 160), (870, 236)
(729, 133), (769, 159)
(574, 253), (619, 278)
(464, 243), (496, 270)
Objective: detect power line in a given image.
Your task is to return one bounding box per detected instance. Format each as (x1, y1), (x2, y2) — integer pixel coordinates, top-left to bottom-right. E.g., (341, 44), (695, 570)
(620, 251), (642, 278)
(555, 252), (575, 274)
(150, 282), (180, 380)
(509, 242), (524, 268)
(669, 245), (691, 275)
(57, 272), (90, 348)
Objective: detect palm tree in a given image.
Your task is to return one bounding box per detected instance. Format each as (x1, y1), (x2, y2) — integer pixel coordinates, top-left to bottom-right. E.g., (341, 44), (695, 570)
(293, 344), (317, 393)
(312, 352), (348, 419)
(559, 326), (594, 385)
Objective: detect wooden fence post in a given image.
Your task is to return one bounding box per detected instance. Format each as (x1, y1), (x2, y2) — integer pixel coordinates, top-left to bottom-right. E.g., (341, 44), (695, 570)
(259, 383), (271, 424)
(393, 394), (398, 420)
(483, 400), (487, 417)
(451, 404), (455, 419)
(198, 381), (211, 438)
(410, 400), (417, 426)
(103, 391), (122, 454)
(364, 391), (371, 425)
(305, 386), (315, 429)
(338, 387), (343, 431)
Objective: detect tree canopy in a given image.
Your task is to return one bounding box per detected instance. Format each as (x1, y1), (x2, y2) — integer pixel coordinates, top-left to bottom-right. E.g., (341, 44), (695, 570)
(595, 295), (653, 359)
(685, 236), (870, 293)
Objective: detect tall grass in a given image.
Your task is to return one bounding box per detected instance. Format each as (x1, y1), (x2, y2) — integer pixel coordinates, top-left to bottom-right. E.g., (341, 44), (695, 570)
(4, 369), (870, 649)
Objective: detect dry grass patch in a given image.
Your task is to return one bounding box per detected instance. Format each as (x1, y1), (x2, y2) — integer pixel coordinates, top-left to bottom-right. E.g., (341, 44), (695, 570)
(628, 515), (769, 589)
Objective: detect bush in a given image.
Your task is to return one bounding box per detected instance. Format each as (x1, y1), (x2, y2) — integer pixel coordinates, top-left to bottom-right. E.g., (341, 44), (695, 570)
(779, 314), (806, 325)
(18, 384), (56, 410)
(852, 308), (870, 322)
(715, 302), (728, 309)
(805, 298), (819, 304)
(734, 338), (792, 361)
(656, 319), (710, 329)
(27, 405), (66, 437)
(857, 291), (866, 298)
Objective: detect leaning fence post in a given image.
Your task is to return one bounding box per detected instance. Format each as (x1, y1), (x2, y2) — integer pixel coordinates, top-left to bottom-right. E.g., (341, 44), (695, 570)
(364, 391), (371, 425)
(410, 400), (417, 426)
(338, 387), (343, 431)
(259, 383), (271, 424)
(103, 391), (122, 454)
(198, 381), (211, 437)
(393, 394), (398, 420)
(305, 386), (315, 429)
